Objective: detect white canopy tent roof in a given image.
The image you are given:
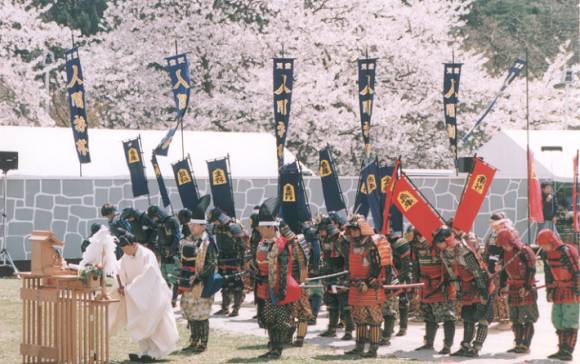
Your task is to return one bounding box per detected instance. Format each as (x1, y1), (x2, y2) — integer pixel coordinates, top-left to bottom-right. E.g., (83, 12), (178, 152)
(0, 126), (299, 178)
(477, 129), (579, 181)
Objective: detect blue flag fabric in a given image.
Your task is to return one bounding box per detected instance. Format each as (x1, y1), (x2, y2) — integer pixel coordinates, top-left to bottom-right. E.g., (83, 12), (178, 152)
(273, 58), (295, 168)
(207, 157), (236, 218)
(154, 119), (180, 156)
(65, 47), (91, 163)
(172, 157), (199, 211)
(151, 154), (171, 207)
(360, 161), (382, 231)
(378, 165), (403, 233)
(357, 58), (377, 157)
(319, 147), (346, 213)
(279, 161), (311, 234)
(165, 53), (191, 119)
(123, 137), (149, 197)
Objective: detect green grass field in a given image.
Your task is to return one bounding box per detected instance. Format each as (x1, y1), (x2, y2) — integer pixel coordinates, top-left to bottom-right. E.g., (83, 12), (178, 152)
(0, 278), (412, 363)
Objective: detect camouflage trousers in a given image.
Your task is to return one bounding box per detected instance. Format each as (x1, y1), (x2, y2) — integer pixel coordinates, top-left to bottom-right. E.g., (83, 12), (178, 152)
(292, 290), (314, 321)
(352, 304), (383, 325)
(263, 300), (293, 330)
(493, 291), (510, 322)
(181, 290), (214, 321)
(509, 303), (539, 324)
(552, 303), (580, 330)
(382, 296), (399, 319)
(420, 301), (456, 323)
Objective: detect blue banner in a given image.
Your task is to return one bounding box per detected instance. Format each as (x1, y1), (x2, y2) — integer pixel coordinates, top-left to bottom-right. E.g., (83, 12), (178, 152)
(462, 58), (526, 143)
(154, 119), (180, 156)
(443, 63), (462, 153)
(165, 53), (191, 119)
(207, 156), (236, 218)
(172, 157), (199, 211)
(378, 165), (403, 233)
(361, 161), (382, 231)
(357, 58), (377, 157)
(319, 147), (346, 212)
(273, 58), (295, 168)
(65, 47), (90, 164)
(279, 161), (311, 234)
(151, 154), (171, 207)
(123, 137), (149, 197)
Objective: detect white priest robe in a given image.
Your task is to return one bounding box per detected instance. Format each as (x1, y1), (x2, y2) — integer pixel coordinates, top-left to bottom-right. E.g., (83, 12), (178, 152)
(108, 244), (179, 358)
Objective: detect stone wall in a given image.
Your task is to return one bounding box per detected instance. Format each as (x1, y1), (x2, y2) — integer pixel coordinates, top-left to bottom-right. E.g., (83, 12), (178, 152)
(0, 176), (533, 260)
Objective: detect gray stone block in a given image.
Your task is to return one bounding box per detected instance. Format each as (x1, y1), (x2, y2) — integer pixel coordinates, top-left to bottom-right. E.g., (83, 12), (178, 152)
(95, 188), (108, 207)
(70, 205), (97, 219)
(308, 181), (324, 207)
(63, 179), (94, 196)
(237, 179), (251, 192)
(55, 196), (82, 205)
(246, 188), (264, 206)
(492, 179), (509, 193)
(33, 210), (52, 230)
(36, 194), (54, 210)
(6, 236), (25, 260)
(25, 180), (40, 206)
(16, 200), (23, 207)
(113, 179), (126, 186)
(118, 200), (133, 210)
(252, 179), (269, 188)
(109, 187), (123, 204)
(434, 179), (449, 194)
(436, 194), (454, 211)
(490, 195), (503, 212)
(67, 215), (79, 233)
(95, 179), (113, 187)
(134, 198), (149, 211)
(83, 196), (94, 205)
(264, 185), (277, 199)
(41, 180), (61, 194)
(53, 206), (68, 220)
(234, 192), (246, 208)
(14, 207), (33, 221)
(52, 220), (67, 240)
(63, 232), (83, 259)
(8, 221), (33, 236)
(123, 184), (132, 199)
(78, 221), (87, 237)
(7, 179), (24, 198)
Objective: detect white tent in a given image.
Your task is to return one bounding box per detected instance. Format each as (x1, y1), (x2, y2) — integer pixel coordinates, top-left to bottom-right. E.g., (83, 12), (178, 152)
(477, 129), (580, 181)
(0, 126), (298, 178)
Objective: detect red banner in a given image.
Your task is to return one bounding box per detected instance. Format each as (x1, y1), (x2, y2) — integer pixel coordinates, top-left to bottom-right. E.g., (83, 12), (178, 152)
(574, 150), (578, 232)
(381, 159), (400, 234)
(528, 150), (544, 223)
(391, 173), (444, 243)
(453, 158), (496, 232)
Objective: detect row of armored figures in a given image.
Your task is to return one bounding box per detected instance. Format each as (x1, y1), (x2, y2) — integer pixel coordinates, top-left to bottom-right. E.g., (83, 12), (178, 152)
(82, 198), (579, 363)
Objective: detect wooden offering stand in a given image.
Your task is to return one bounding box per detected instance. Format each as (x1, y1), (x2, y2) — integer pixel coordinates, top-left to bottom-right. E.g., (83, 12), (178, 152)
(20, 230), (118, 364)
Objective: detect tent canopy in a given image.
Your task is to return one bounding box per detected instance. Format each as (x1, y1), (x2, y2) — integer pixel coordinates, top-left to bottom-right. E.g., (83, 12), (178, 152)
(477, 129), (579, 181)
(0, 126), (297, 178)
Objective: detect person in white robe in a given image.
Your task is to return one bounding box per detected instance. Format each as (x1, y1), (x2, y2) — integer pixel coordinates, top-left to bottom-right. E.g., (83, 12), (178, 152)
(108, 234), (179, 363)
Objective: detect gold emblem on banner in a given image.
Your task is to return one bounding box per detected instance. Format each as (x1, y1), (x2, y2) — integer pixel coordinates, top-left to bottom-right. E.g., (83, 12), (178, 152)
(444, 79), (456, 98)
(446, 103), (456, 118)
(397, 191), (417, 212)
(447, 124), (456, 139)
(471, 174), (487, 194)
(381, 176), (390, 193)
(282, 183), (296, 202)
(127, 147), (140, 164)
(274, 75), (292, 95)
(212, 169), (227, 185)
(277, 144), (284, 158)
(73, 115), (87, 133)
(70, 91), (84, 109)
(153, 163), (161, 177)
(177, 93), (187, 110)
(320, 160), (332, 177)
(366, 174), (377, 193)
(173, 69), (190, 89)
(67, 65), (84, 88)
(177, 168), (192, 186)
(276, 122), (286, 138)
(75, 139), (88, 156)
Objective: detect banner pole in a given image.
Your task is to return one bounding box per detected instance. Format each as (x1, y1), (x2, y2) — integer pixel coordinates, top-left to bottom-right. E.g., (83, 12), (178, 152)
(525, 47), (531, 246)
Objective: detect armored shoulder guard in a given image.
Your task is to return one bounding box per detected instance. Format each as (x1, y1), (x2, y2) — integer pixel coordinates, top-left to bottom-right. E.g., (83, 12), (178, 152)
(228, 222), (244, 237)
(372, 234), (392, 266)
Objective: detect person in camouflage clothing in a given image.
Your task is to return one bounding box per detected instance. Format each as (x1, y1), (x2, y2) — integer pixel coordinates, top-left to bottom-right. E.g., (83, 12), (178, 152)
(317, 216), (353, 340)
(120, 207), (157, 251)
(411, 227), (456, 355)
(434, 226), (492, 358)
(209, 207), (247, 317)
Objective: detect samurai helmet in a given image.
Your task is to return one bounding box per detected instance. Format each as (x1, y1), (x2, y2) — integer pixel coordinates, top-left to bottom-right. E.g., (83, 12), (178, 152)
(101, 203), (117, 217)
(190, 195), (211, 224)
(536, 229), (562, 249)
(495, 228), (522, 249)
(207, 207), (231, 225)
(257, 197), (281, 227)
(345, 214), (374, 236)
(432, 225), (453, 244)
(120, 207), (139, 220)
(177, 208), (192, 225)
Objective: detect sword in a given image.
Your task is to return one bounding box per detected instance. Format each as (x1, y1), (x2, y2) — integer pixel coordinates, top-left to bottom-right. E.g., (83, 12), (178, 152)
(383, 282), (424, 290)
(305, 270), (348, 282)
